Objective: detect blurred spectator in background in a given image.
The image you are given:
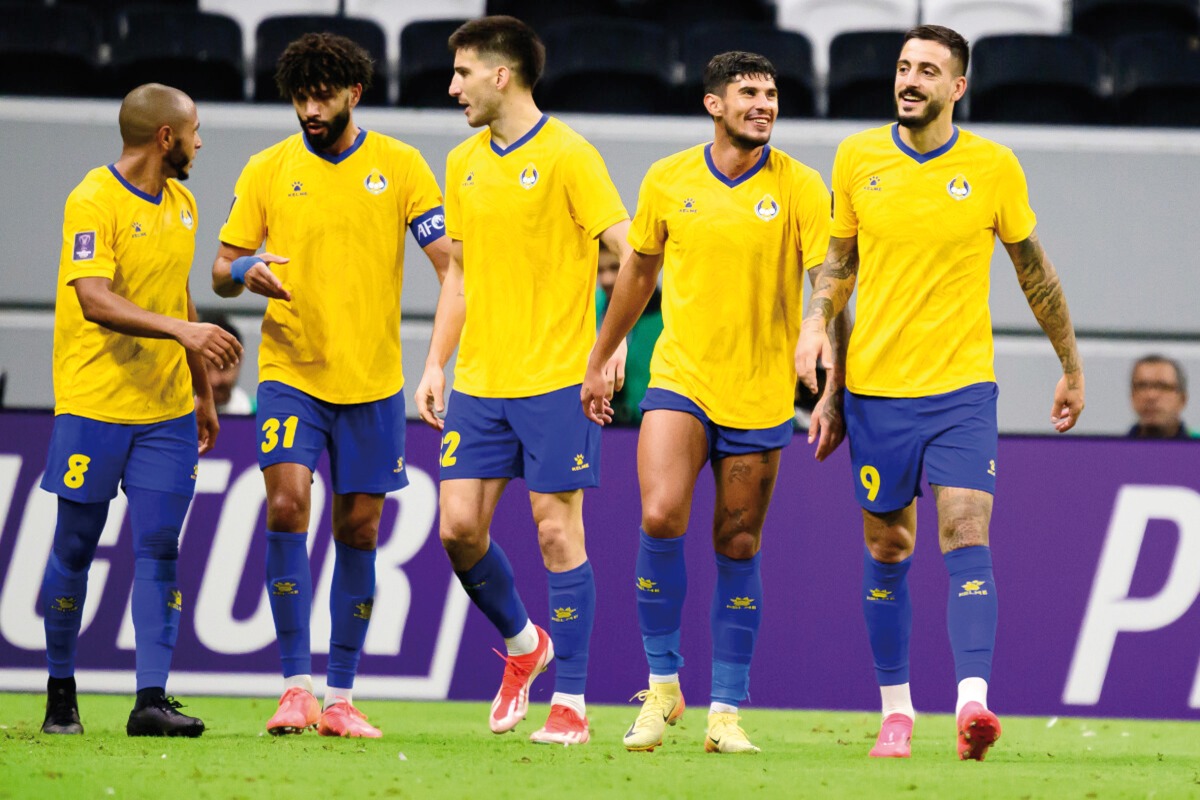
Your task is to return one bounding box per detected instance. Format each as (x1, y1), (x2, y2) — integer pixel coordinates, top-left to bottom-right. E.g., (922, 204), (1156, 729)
(1128, 354), (1195, 438)
(595, 240), (662, 425)
(200, 312), (254, 415)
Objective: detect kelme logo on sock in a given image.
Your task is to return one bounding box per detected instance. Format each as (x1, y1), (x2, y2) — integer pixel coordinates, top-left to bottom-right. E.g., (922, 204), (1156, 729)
(726, 596), (757, 611)
(636, 577), (659, 593)
(168, 589), (182, 611)
(354, 599), (374, 620)
(959, 580), (989, 597)
(867, 588), (895, 601)
(52, 596), (79, 613)
(272, 581), (299, 596)
(553, 606), (578, 622)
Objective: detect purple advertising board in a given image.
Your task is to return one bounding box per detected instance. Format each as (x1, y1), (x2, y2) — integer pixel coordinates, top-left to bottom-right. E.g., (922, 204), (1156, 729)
(1, 411), (1198, 720)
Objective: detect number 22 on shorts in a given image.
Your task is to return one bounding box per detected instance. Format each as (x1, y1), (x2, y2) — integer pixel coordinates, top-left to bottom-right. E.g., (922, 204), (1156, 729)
(261, 415), (298, 453)
(860, 464), (881, 502)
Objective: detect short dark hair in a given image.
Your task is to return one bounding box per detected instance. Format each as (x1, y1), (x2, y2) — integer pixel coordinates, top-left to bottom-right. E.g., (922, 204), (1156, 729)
(1133, 354), (1187, 395)
(903, 24), (970, 76)
(448, 16), (546, 89)
(200, 311), (243, 344)
(703, 51), (777, 96)
(275, 32), (374, 100)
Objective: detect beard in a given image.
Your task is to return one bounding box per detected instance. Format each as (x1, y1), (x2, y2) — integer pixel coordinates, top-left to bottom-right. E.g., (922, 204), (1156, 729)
(300, 104), (351, 151)
(721, 116), (772, 151)
(165, 141), (191, 180)
(896, 92), (945, 129)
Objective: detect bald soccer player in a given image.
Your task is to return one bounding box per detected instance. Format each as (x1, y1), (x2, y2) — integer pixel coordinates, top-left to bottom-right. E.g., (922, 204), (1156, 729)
(39, 84), (241, 738)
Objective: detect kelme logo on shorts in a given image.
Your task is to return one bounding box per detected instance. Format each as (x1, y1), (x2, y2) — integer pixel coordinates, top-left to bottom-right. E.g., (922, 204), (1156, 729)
(571, 453), (589, 472)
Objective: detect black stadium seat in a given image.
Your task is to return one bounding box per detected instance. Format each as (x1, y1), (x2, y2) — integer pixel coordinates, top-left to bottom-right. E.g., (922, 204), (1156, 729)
(622, 0), (774, 25)
(484, 0), (620, 33)
(677, 23), (815, 118)
(969, 34), (1106, 125)
(254, 15), (388, 105)
(109, 8), (244, 101)
(59, 0), (200, 42)
(826, 30), (907, 120)
(537, 18), (672, 113)
(1072, 0), (1200, 44)
(399, 18), (467, 108)
(0, 3), (101, 97)
(1114, 32), (1200, 127)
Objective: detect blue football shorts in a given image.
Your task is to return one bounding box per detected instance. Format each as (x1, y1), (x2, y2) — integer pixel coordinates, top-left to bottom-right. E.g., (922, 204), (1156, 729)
(256, 381), (408, 495)
(41, 411), (198, 503)
(438, 384), (601, 493)
(640, 388), (794, 463)
(844, 381), (999, 514)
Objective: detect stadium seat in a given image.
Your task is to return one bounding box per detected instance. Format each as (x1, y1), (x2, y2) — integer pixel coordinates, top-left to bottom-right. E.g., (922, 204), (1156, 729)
(399, 18), (468, 108)
(969, 34), (1106, 124)
(921, 0), (1064, 44)
(65, 0), (200, 42)
(1114, 32), (1200, 127)
(1072, 0), (1200, 44)
(676, 23), (815, 118)
(254, 15), (389, 105)
(537, 18), (671, 113)
(776, 0), (919, 81)
(200, 0), (337, 63)
(347, 0), (483, 95)
(622, 0), (774, 24)
(109, 9), (244, 101)
(0, 4), (101, 97)
(826, 30), (908, 120)
(485, 0), (620, 33)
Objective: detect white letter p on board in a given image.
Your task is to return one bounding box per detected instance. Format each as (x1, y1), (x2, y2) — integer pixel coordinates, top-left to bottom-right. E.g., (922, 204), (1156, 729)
(1064, 485), (1200, 705)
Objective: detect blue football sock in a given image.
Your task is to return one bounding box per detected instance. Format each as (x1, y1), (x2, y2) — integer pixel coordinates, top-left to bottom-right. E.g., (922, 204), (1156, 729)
(862, 548), (913, 686)
(945, 545), (998, 683)
(127, 487), (190, 692)
(455, 541), (528, 638)
(636, 529), (687, 675)
(328, 540), (377, 690)
(710, 552), (762, 706)
(42, 498), (108, 678)
(547, 560), (595, 695)
(266, 530), (313, 678)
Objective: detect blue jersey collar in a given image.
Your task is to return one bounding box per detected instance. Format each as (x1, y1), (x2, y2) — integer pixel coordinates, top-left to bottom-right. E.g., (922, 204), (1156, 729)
(304, 127), (368, 164)
(490, 114), (549, 156)
(704, 143), (771, 187)
(107, 164), (162, 205)
(891, 123), (959, 164)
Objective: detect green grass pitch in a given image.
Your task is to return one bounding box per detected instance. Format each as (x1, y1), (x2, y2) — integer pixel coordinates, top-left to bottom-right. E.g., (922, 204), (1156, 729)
(1, 693), (1197, 799)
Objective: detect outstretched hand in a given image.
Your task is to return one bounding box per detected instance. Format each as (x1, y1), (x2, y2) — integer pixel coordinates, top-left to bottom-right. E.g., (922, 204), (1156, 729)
(243, 253), (292, 301)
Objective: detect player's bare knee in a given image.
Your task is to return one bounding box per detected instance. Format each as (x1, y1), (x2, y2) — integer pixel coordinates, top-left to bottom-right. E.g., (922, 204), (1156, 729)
(333, 521), (378, 550)
(265, 492), (309, 533)
(939, 518), (989, 552)
(713, 528), (760, 560)
(864, 528), (914, 562)
(641, 502), (688, 539)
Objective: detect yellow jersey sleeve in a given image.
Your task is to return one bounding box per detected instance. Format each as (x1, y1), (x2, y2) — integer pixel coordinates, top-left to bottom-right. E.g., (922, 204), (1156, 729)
(993, 148), (1037, 244)
(793, 167), (832, 271)
(562, 141), (629, 240)
(444, 147), (464, 241)
(61, 187), (118, 285)
(628, 165), (667, 255)
(830, 141), (858, 239)
(219, 156), (267, 250)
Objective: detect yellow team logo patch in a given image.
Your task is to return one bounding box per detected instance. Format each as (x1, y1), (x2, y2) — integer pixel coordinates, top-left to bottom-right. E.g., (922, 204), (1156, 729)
(959, 580), (989, 597)
(636, 577), (659, 593)
(553, 607), (579, 622)
(947, 174), (971, 200)
(867, 588), (895, 601)
(272, 581), (299, 596)
(571, 453), (589, 472)
(726, 596), (757, 610)
(364, 170), (388, 194)
(354, 600), (374, 620)
(53, 596), (79, 613)
(180, 208), (194, 229)
(168, 589), (182, 611)
(754, 194), (779, 221)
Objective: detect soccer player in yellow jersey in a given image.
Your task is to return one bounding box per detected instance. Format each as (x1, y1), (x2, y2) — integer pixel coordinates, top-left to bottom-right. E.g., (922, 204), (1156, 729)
(795, 25), (1086, 761)
(40, 83), (242, 738)
(582, 51), (847, 754)
(414, 16), (630, 746)
(212, 34), (451, 739)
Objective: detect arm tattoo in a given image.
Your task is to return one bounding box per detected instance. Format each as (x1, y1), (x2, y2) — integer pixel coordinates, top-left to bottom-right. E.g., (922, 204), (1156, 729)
(806, 238), (859, 326)
(1006, 232), (1081, 375)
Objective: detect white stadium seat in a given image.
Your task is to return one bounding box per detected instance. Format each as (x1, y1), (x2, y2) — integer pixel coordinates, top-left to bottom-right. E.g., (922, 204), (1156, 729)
(199, 0), (339, 62)
(777, 0), (920, 80)
(921, 0), (1066, 45)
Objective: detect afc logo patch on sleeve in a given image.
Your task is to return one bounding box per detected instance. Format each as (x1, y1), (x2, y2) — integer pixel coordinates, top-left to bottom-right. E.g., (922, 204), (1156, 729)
(72, 231), (96, 261)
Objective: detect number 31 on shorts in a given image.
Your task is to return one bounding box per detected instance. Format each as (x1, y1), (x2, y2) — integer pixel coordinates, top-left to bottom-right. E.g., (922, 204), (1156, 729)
(860, 464), (881, 502)
(261, 415), (298, 453)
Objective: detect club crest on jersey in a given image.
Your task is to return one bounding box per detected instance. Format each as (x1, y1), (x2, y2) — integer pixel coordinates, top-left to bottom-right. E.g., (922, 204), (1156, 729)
(754, 194), (779, 221)
(947, 174), (971, 200)
(364, 170), (388, 194)
(180, 208), (194, 229)
(519, 163), (539, 189)
(72, 231), (95, 261)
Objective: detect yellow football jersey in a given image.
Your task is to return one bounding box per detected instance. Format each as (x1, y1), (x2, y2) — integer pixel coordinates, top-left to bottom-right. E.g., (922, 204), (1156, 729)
(445, 115), (629, 397)
(629, 143), (831, 429)
(220, 130), (445, 404)
(53, 165), (196, 424)
(832, 124), (1037, 398)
